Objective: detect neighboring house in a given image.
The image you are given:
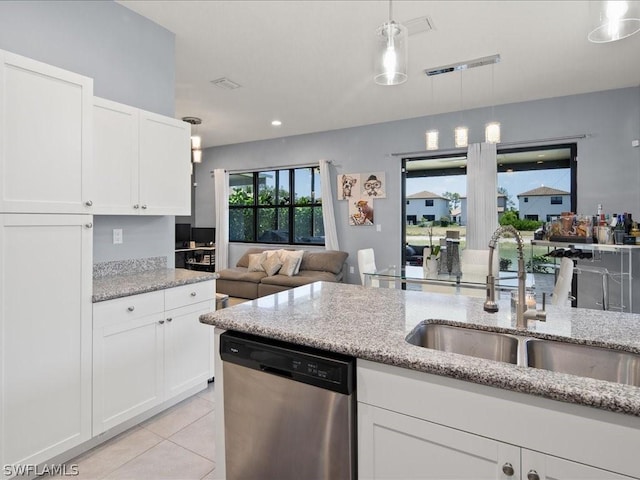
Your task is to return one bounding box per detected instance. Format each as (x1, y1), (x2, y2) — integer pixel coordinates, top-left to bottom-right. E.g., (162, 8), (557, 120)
(406, 191), (449, 224)
(459, 194), (507, 226)
(517, 186), (570, 221)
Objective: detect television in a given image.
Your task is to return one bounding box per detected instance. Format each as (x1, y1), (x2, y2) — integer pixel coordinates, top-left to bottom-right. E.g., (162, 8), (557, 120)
(175, 223), (191, 248)
(192, 227), (216, 246)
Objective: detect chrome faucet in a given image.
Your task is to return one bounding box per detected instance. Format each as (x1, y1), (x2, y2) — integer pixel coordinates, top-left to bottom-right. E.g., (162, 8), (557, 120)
(483, 225), (546, 329)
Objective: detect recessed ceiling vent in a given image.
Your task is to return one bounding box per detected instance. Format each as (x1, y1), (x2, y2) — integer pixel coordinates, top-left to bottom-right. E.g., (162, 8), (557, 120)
(425, 54), (501, 77)
(404, 16), (435, 36)
(211, 77), (242, 90)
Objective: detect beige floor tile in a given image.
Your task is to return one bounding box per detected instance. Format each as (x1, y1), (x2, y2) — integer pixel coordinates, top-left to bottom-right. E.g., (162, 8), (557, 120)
(104, 440), (214, 480)
(200, 466), (217, 480)
(141, 396), (214, 438)
(72, 427), (163, 479)
(196, 382), (216, 403)
(169, 411), (216, 461)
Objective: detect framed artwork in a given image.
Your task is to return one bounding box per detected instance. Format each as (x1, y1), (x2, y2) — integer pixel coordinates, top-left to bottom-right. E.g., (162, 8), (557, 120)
(337, 173), (360, 200)
(349, 198), (374, 226)
(361, 171), (386, 198)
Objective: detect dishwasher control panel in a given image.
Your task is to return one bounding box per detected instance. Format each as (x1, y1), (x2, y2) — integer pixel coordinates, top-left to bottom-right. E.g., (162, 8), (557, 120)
(220, 331), (355, 395)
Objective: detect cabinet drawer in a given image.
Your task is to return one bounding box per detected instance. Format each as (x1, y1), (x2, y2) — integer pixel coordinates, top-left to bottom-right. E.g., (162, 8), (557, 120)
(165, 280), (215, 311)
(93, 290), (164, 328)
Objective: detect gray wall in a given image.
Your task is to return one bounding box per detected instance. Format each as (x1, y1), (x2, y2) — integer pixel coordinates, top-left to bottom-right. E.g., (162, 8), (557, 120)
(0, 0), (177, 266)
(196, 87), (640, 291)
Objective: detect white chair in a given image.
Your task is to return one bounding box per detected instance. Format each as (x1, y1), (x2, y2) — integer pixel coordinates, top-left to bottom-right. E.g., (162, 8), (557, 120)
(552, 257), (574, 306)
(357, 248), (377, 286)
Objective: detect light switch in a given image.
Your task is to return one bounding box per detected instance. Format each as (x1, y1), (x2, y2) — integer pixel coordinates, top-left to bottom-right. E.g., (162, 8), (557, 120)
(376, 224), (382, 232)
(113, 229), (123, 244)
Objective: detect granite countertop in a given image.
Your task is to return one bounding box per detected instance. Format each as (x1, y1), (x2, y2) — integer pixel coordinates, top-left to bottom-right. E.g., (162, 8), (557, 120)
(200, 281), (640, 416)
(93, 268), (218, 302)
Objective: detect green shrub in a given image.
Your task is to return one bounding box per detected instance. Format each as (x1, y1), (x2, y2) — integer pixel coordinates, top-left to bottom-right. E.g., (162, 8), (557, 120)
(499, 210), (542, 231)
(438, 216), (450, 227)
(499, 258), (512, 271)
(526, 254), (553, 274)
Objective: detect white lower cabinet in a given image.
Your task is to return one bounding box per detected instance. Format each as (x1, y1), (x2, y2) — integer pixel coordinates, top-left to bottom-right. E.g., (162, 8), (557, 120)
(357, 360), (640, 480)
(358, 403), (633, 480)
(0, 214), (93, 474)
(93, 281), (214, 435)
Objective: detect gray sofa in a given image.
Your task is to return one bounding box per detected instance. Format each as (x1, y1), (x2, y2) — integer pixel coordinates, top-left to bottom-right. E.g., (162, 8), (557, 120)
(217, 247), (349, 299)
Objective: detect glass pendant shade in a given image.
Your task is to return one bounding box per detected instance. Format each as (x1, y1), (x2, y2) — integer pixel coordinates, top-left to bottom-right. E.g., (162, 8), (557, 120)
(425, 130), (439, 150)
(454, 126), (469, 148)
(588, 1), (640, 42)
(191, 135), (202, 150)
(192, 148), (202, 164)
(485, 122), (501, 144)
(374, 21), (408, 86)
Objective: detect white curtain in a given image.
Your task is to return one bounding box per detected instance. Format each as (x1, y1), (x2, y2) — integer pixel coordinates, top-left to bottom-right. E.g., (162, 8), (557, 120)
(466, 142), (498, 251)
(319, 159), (340, 250)
(214, 168), (229, 271)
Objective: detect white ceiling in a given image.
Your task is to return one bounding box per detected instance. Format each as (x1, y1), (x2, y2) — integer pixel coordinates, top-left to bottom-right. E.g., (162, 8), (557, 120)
(118, 1), (640, 148)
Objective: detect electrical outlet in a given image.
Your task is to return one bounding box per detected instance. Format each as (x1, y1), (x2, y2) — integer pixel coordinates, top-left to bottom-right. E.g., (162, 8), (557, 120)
(349, 266), (355, 274)
(376, 224), (382, 232)
(113, 229), (123, 245)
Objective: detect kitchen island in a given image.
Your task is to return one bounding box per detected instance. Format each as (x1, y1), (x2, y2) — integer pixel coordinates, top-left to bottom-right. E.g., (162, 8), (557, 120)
(200, 281), (640, 479)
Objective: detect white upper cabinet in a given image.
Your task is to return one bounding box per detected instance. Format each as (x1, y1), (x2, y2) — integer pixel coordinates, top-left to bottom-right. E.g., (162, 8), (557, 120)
(93, 97), (191, 216)
(0, 49), (93, 214)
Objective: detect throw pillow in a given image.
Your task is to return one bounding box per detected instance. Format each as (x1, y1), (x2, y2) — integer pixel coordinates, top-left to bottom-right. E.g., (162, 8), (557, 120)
(279, 250), (304, 276)
(247, 252), (267, 272)
(262, 254), (283, 276)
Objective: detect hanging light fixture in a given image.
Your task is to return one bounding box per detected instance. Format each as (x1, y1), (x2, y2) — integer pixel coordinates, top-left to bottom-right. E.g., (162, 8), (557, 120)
(182, 117), (203, 163)
(485, 65), (501, 144)
(374, 0), (408, 86)
(425, 77), (438, 150)
(588, 1), (640, 43)
(454, 71), (468, 148)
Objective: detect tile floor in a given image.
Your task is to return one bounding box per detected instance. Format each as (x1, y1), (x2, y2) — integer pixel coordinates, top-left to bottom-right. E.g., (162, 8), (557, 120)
(52, 383), (217, 480)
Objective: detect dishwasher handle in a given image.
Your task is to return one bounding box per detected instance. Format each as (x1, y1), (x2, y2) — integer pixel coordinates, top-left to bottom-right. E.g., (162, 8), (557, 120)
(260, 365), (294, 379)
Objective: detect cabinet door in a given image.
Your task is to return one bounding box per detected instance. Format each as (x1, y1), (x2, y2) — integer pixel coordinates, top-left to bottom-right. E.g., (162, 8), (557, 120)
(0, 214), (92, 467)
(522, 450), (636, 480)
(92, 311), (164, 435)
(93, 97), (139, 214)
(138, 110), (190, 216)
(358, 403), (521, 480)
(0, 50), (93, 214)
(164, 301), (213, 399)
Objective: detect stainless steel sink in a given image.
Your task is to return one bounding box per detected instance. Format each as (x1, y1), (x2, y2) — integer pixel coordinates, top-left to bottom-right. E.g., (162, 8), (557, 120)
(526, 339), (640, 387)
(406, 323), (519, 364)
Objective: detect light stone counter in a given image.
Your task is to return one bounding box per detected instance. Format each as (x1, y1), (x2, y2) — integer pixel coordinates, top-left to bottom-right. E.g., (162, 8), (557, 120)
(93, 268), (217, 302)
(200, 281), (640, 416)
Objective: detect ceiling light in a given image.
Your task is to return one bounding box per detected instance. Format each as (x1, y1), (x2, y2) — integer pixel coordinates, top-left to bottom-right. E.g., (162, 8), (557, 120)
(455, 126), (469, 148)
(182, 116), (203, 164)
(374, 0), (408, 86)
(271, 120), (282, 127)
(588, 1), (640, 42)
(485, 122), (501, 144)
(210, 77), (242, 90)
(425, 130), (439, 150)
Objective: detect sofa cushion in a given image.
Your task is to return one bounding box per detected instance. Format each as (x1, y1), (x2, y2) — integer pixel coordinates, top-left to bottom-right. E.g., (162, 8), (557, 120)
(247, 252), (267, 272)
(299, 250), (348, 275)
(260, 270), (339, 287)
(237, 248), (272, 268)
(217, 266), (267, 283)
(279, 250), (304, 276)
(262, 254), (283, 276)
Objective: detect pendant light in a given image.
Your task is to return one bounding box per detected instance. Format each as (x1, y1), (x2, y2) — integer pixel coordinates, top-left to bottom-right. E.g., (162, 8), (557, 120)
(374, 0), (408, 86)
(454, 71), (468, 148)
(182, 117), (203, 163)
(425, 77), (439, 150)
(588, 1), (640, 43)
(485, 65), (501, 144)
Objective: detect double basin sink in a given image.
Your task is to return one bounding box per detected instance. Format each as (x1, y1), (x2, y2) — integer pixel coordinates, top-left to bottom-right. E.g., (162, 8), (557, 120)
(406, 322), (640, 387)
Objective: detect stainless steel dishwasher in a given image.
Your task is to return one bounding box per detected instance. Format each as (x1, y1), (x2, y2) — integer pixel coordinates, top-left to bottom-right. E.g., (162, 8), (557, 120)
(220, 331), (356, 480)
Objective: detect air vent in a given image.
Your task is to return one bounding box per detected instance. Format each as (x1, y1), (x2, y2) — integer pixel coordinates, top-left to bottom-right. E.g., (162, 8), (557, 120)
(404, 15), (435, 35)
(425, 54), (501, 77)
(211, 77), (242, 90)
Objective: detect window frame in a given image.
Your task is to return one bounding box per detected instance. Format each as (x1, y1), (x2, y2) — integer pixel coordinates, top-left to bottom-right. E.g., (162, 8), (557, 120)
(228, 167), (324, 245)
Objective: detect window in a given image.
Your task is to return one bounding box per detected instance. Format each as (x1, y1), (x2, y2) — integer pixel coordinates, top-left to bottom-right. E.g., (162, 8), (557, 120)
(524, 197), (529, 203)
(422, 214), (435, 221)
(228, 167), (324, 245)
(525, 214), (539, 221)
(550, 196), (563, 205)
(407, 215), (417, 225)
(425, 199), (434, 207)
(406, 200), (410, 205)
